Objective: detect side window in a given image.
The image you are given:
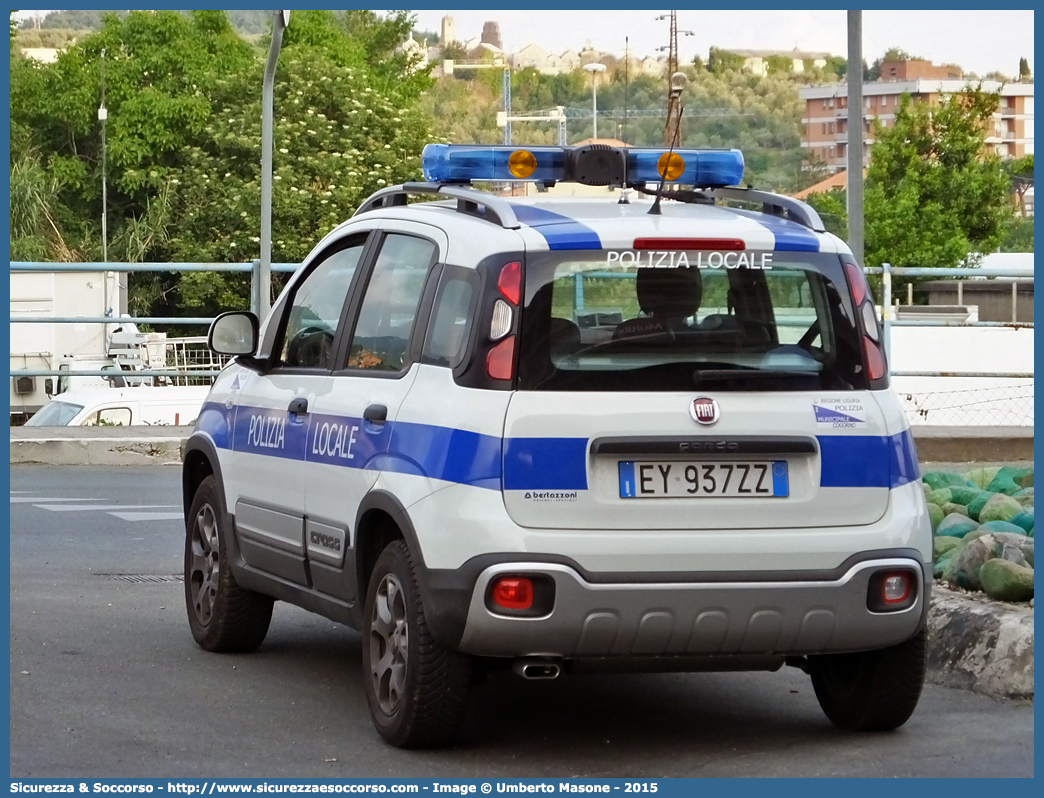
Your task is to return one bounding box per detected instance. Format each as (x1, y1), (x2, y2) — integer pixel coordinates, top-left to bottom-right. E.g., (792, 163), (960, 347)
(423, 273), (475, 368)
(347, 234), (437, 372)
(84, 407), (132, 427)
(280, 242), (365, 369)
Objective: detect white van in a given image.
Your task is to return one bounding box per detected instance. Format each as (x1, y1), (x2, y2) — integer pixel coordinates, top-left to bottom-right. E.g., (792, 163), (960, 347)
(24, 386), (211, 427)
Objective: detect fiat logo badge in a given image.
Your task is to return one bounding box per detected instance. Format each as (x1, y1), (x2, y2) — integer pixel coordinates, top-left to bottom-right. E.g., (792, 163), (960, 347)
(690, 396), (719, 425)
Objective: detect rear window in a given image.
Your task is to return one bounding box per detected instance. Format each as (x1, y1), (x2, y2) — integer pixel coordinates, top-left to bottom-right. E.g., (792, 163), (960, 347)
(518, 250), (866, 391)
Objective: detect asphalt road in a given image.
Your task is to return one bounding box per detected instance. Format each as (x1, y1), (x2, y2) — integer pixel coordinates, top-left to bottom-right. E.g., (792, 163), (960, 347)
(9, 465), (1035, 778)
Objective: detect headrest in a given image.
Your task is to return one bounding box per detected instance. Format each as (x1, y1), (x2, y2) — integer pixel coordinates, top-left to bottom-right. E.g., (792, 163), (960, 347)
(635, 266), (703, 319)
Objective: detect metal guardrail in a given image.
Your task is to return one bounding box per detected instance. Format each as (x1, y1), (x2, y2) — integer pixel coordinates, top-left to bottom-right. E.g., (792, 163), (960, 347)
(865, 262), (1033, 379)
(9, 260), (1034, 382)
(10, 260), (299, 379)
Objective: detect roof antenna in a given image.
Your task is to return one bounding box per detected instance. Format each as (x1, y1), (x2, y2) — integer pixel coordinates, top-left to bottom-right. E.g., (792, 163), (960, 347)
(648, 71), (687, 216)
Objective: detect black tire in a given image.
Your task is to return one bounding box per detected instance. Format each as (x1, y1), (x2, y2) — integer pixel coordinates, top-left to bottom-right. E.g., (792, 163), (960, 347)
(184, 475), (273, 653)
(809, 629), (927, 731)
(362, 540), (472, 748)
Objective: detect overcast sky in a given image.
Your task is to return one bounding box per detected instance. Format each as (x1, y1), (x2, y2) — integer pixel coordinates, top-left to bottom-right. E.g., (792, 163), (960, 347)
(411, 9), (1034, 78)
(13, 8), (1034, 78)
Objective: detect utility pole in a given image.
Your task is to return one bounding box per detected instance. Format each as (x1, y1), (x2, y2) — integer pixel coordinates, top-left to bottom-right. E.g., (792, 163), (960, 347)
(503, 65), (512, 145)
(260, 10), (289, 323)
(623, 37), (629, 145)
(658, 11), (693, 147)
(99, 48), (107, 266)
(846, 10), (864, 266)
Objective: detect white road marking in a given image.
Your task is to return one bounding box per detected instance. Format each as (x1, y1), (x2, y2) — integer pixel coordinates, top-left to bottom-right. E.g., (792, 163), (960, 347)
(108, 512), (185, 522)
(34, 504), (180, 512)
(10, 497), (110, 504)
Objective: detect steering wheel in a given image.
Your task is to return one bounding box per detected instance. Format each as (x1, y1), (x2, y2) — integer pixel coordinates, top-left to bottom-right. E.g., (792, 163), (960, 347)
(286, 326), (333, 368)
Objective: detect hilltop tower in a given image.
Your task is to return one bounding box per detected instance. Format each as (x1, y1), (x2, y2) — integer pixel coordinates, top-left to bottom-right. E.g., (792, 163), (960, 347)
(440, 16), (455, 46)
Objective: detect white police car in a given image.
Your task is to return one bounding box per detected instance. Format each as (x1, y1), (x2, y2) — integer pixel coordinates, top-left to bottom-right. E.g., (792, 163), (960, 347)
(183, 143), (931, 747)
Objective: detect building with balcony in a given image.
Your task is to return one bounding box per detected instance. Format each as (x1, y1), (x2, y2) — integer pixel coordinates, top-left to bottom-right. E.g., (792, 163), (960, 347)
(799, 74), (1033, 173)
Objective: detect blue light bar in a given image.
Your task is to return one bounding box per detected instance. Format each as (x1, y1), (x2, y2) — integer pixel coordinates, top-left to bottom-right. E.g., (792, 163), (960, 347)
(627, 148), (744, 187)
(422, 144), (567, 183)
(420, 144), (745, 188)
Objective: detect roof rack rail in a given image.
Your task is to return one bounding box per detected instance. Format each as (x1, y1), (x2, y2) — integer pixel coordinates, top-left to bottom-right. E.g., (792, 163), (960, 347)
(697, 187), (826, 233)
(353, 182), (521, 230)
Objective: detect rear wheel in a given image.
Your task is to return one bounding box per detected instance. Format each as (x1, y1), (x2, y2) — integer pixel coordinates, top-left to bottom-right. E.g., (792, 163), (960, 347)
(363, 540), (472, 748)
(809, 629), (927, 731)
(184, 475), (273, 652)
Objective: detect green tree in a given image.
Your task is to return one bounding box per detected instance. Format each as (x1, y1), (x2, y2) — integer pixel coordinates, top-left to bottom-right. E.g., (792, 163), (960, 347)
(805, 187), (847, 238)
(10, 9), (437, 324)
(1003, 153), (1033, 217)
(824, 55), (847, 79)
(1018, 57), (1031, 81)
(765, 54), (793, 75)
(862, 87), (1012, 271)
(708, 47), (744, 74)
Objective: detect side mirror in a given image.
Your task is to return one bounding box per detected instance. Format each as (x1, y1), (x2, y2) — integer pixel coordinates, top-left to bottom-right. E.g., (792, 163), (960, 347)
(44, 378), (54, 396)
(208, 311), (260, 356)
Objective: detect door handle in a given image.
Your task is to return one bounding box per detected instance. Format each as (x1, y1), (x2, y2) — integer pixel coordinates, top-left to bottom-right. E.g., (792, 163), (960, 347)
(363, 404), (388, 425)
(288, 397), (309, 416)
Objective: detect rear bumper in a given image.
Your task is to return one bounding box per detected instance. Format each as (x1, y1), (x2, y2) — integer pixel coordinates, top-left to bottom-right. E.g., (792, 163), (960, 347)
(456, 556), (927, 659)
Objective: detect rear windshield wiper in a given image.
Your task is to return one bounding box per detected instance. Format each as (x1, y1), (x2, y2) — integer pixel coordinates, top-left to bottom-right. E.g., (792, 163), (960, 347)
(692, 368), (819, 384)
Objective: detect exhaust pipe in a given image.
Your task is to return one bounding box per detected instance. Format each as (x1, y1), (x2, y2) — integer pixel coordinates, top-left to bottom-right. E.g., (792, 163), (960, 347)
(512, 658), (561, 680)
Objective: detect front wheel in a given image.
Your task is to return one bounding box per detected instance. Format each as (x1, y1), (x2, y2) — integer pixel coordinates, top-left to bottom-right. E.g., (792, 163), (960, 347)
(809, 629), (927, 731)
(184, 475), (273, 652)
(362, 540), (472, 748)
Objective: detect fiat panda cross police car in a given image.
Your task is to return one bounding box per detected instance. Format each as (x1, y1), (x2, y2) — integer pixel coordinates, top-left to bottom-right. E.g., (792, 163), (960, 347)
(183, 143), (931, 748)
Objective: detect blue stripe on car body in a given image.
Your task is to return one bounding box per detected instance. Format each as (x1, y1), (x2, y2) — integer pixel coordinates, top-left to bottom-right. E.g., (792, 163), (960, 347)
(507, 204), (602, 250)
(729, 208), (822, 252)
(205, 402), (918, 492)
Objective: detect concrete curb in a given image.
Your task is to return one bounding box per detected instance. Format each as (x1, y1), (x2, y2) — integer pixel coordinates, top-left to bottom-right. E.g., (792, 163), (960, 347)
(926, 585), (1034, 700)
(10, 426), (192, 466)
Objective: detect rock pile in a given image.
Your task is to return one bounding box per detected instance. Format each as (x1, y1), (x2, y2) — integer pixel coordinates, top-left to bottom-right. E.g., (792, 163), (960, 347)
(926, 466), (1034, 603)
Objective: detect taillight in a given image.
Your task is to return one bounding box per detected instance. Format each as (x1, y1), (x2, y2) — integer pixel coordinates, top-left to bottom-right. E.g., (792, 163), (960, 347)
(863, 337), (886, 381)
(844, 262), (868, 306)
(486, 335), (515, 381)
(882, 573), (911, 604)
(844, 260), (886, 382)
(490, 299), (512, 340)
(486, 262), (521, 382)
(491, 576), (533, 610)
(497, 261), (522, 305)
(867, 569), (916, 612)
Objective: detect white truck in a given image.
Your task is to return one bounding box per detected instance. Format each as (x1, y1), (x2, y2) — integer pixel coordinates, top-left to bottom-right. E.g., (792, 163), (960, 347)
(11, 268), (228, 421)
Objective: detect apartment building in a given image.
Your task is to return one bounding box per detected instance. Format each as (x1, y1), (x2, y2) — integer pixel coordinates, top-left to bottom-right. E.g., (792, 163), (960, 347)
(799, 61), (1034, 172)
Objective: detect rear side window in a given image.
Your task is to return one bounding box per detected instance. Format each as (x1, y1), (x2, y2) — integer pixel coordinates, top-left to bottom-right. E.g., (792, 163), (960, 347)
(347, 234), (437, 372)
(518, 250), (864, 391)
(423, 272), (475, 368)
(83, 407), (132, 426)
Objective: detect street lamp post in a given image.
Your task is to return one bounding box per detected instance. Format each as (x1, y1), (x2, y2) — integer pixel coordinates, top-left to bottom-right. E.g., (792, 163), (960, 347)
(259, 10), (290, 323)
(583, 62), (606, 140)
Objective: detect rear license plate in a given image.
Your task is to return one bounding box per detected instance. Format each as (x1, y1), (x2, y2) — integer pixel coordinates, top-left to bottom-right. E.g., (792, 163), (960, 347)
(619, 460), (789, 498)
